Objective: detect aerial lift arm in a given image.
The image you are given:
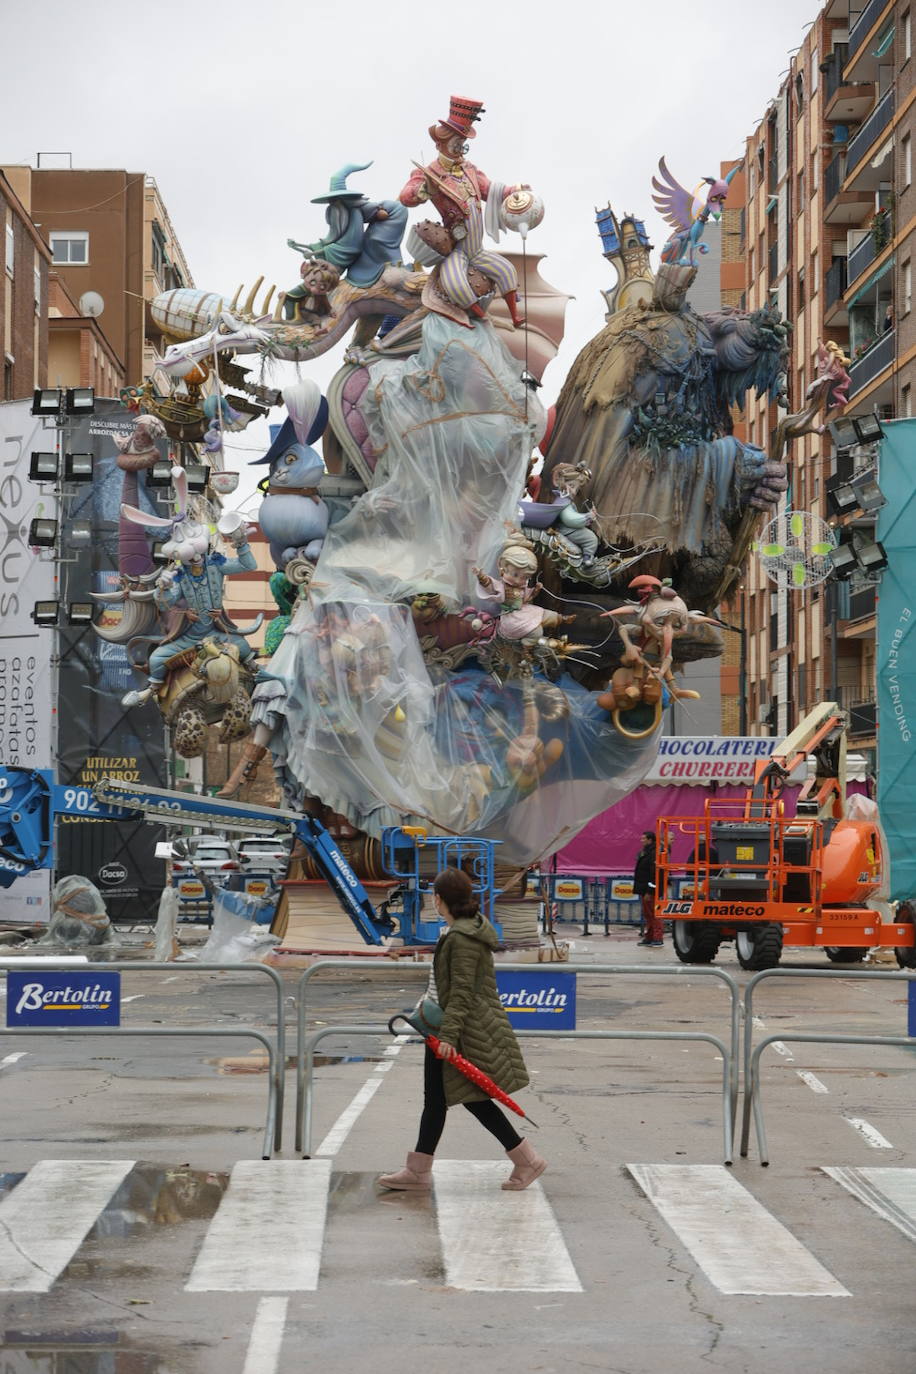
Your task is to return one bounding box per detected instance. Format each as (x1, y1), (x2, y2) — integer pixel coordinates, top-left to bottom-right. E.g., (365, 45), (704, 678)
(750, 702), (847, 819)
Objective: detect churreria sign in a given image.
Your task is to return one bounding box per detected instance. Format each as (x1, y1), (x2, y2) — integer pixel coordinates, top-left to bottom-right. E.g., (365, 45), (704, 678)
(6, 971), (121, 1027)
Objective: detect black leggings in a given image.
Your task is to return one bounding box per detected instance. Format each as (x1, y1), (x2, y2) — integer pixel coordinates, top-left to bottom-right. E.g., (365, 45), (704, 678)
(415, 1044), (524, 1155)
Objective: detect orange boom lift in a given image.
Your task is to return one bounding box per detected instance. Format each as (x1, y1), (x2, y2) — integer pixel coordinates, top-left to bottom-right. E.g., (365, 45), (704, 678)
(655, 703), (916, 969)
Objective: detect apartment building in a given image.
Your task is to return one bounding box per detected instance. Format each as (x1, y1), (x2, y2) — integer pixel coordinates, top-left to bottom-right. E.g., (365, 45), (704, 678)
(1, 164), (193, 388)
(0, 170), (49, 400)
(737, 0), (914, 771)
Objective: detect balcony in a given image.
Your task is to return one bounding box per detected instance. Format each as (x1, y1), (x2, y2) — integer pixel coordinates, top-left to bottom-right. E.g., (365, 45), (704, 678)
(824, 45), (850, 103)
(825, 153), (844, 204)
(825, 257), (848, 310)
(845, 88), (894, 177)
(847, 0), (893, 63)
(847, 232), (878, 287)
(849, 698), (877, 735)
(847, 328), (895, 396)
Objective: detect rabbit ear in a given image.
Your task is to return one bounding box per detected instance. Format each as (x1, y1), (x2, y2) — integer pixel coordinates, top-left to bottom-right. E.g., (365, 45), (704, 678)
(171, 466), (188, 517)
(121, 503), (174, 530)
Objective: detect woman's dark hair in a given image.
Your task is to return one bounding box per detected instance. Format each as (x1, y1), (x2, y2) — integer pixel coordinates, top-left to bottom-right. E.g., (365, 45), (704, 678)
(433, 867), (480, 920)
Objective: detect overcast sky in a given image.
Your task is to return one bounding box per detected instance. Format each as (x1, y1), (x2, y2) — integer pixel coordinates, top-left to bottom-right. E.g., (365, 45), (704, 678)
(3, 0), (817, 511)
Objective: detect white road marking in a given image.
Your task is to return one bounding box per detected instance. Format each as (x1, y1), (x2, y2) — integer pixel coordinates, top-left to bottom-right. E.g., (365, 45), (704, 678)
(121, 995), (144, 1004)
(0, 1053), (26, 1070)
(752, 1016), (765, 1029)
(844, 1117), (893, 1149)
(797, 1070), (829, 1094)
(824, 1167), (916, 1244)
(315, 1078), (383, 1157)
(0, 1159), (134, 1292)
(772, 1041), (795, 1060)
(627, 1164), (849, 1297)
(185, 1160), (331, 1292)
(433, 1161), (582, 1292)
(242, 1297), (288, 1374)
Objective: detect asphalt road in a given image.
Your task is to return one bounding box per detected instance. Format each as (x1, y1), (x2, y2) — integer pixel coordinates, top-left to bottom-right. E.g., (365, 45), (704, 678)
(1, 927), (915, 1374)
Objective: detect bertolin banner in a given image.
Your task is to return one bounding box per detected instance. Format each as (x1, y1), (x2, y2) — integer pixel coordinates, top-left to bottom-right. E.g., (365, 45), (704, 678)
(876, 418), (916, 904)
(7, 970), (121, 1027)
(496, 971), (576, 1029)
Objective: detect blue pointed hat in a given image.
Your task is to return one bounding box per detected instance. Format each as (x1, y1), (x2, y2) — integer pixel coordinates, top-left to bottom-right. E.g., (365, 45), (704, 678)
(250, 395), (329, 468)
(311, 161), (372, 204)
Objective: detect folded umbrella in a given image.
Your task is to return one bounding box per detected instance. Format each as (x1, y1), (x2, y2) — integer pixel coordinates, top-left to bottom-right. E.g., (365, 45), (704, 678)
(388, 1014), (538, 1127)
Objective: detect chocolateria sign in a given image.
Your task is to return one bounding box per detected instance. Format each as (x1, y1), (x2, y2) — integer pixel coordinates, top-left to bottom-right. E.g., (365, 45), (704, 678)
(646, 737), (782, 785)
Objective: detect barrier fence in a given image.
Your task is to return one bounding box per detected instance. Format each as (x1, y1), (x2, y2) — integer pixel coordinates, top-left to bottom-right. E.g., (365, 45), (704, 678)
(740, 966), (916, 1164)
(295, 960), (741, 1163)
(0, 961), (286, 1159)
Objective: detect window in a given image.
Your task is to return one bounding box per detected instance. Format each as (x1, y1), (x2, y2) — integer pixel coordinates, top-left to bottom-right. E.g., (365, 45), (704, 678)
(798, 265), (806, 311)
(811, 47), (819, 92)
(811, 248), (818, 294)
(904, 259), (913, 315)
(795, 72), (805, 113)
(33, 264), (41, 314)
(904, 9), (912, 62)
(903, 383), (912, 417)
(904, 133), (912, 187)
(3, 356), (12, 401)
(49, 231), (88, 264)
(151, 221), (167, 280)
(797, 169), (806, 210)
(812, 152), (819, 194)
(5, 219), (13, 276)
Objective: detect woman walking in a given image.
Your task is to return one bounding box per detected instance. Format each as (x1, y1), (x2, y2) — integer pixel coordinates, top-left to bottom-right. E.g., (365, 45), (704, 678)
(379, 867), (546, 1193)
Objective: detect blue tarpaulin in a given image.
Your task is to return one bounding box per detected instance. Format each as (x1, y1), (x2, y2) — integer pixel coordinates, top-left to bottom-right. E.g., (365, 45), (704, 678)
(876, 418), (916, 902)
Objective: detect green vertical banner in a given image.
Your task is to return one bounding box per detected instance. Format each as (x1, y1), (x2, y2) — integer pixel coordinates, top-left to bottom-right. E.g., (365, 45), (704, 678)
(876, 418), (916, 903)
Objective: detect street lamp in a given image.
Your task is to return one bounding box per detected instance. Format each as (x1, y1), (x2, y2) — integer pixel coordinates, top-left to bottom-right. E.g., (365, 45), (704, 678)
(66, 602), (94, 625)
(28, 518), (58, 548)
(64, 387), (95, 415)
(31, 601), (60, 626)
(31, 388), (63, 417)
(29, 451), (59, 482)
(63, 451), (94, 483)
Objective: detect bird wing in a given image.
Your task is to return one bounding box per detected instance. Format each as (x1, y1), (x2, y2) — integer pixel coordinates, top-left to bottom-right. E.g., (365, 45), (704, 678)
(651, 157), (697, 233)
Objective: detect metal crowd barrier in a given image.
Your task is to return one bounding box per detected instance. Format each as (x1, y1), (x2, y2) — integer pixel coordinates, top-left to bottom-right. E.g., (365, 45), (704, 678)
(0, 961), (286, 1158)
(740, 966), (916, 1164)
(295, 960), (741, 1163)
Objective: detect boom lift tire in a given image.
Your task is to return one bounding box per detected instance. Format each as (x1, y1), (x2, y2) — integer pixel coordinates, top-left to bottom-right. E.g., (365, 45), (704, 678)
(824, 946), (868, 963)
(672, 921), (722, 965)
(735, 922), (784, 971)
(895, 902), (916, 968)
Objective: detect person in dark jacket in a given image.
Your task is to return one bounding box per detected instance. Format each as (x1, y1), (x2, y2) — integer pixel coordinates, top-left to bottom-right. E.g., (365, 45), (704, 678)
(379, 867), (545, 1193)
(633, 830), (663, 946)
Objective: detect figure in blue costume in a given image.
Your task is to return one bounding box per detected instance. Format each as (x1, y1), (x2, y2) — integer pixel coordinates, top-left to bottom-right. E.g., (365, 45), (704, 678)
(284, 162), (408, 318)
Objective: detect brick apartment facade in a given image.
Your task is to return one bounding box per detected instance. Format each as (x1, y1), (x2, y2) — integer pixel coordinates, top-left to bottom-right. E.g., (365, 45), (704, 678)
(0, 171), (49, 400)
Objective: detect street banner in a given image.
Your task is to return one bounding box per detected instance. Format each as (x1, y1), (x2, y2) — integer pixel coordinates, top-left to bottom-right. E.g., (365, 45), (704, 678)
(647, 736), (781, 785)
(0, 401), (57, 922)
(496, 970), (576, 1029)
(54, 400), (169, 922)
(876, 418), (916, 904)
(7, 970), (121, 1027)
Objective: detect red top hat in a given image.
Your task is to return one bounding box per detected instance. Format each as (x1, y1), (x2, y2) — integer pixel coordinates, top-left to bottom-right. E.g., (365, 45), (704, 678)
(432, 95), (486, 141)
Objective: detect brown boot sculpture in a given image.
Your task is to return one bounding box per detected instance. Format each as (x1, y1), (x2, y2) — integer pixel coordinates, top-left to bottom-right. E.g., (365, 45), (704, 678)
(217, 741), (268, 799)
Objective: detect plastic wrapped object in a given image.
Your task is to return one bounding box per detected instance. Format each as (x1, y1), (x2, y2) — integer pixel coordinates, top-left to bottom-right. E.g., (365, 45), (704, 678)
(154, 885), (181, 962)
(196, 888), (280, 964)
(38, 877), (114, 948)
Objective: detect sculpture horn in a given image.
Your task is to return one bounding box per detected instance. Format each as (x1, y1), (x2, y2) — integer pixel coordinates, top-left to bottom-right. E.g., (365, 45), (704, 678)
(243, 276), (264, 316)
(229, 284), (243, 311)
(91, 598), (159, 644)
(89, 588), (128, 604)
(261, 284), (275, 314)
(273, 292), (286, 323)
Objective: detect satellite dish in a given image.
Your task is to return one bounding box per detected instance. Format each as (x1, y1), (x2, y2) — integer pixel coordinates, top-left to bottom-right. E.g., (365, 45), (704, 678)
(78, 291), (105, 318)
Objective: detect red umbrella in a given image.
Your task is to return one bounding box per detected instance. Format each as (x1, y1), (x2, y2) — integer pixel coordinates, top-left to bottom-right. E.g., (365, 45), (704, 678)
(388, 1013), (539, 1127)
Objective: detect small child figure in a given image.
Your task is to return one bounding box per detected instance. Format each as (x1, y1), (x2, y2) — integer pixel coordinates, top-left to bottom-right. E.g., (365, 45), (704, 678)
(474, 538), (575, 643)
(550, 461), (599, 565)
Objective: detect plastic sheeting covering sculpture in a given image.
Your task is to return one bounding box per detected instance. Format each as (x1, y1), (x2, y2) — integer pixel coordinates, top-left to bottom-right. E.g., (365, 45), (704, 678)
(248, 314), (658, 866)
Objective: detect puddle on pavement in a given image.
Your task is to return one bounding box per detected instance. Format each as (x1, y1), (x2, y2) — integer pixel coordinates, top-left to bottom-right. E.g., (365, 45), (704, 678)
(0, 1171), (26, 1202)
(208, 1051), (382, 1074)
(69, 1163), (228, 1248)
(0, 1329), (164, 1371)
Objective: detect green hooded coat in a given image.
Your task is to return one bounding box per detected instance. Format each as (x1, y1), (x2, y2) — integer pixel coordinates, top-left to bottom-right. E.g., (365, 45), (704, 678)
(434, 913), (530, 1107)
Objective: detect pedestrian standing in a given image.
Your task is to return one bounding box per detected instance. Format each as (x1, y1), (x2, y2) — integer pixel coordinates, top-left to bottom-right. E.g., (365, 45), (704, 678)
(379, 867), (546, 1193)
(633, 830), (663, 947)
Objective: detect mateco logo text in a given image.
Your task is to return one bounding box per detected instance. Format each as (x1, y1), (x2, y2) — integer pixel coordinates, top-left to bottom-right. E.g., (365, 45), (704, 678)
(7, 971), (121, 1027)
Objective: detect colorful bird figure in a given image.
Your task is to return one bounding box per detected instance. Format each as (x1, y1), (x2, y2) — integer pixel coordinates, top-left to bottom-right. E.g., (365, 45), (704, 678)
(652, 157), (739, 266)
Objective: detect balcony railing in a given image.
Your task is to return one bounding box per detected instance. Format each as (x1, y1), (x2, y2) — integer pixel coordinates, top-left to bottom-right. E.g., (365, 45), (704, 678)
(824, 44), (850, 102)
(846, 88), (894, 174)
(848, 0), (892, 62)
(825, 257), (848, 309)
(847, 233), (879, 287)
(848, 328), (895, 396)
(825, 153), (844, 205)
(768, 242), (779, 284)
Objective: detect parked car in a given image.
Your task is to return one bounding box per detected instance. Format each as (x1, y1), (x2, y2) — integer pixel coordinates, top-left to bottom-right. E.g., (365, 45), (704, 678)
(171, 837), (240, 878)
(236, 834), (292, 877)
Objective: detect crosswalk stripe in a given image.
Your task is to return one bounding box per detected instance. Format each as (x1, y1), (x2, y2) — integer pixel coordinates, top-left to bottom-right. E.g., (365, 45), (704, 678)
(185, 1160), (331, 1292)
(627, 1164), (850, 1297)
(0, 1160), (134, 1292)
(433, 1161), (582, 1292)
(823, 1167), (916, 1245)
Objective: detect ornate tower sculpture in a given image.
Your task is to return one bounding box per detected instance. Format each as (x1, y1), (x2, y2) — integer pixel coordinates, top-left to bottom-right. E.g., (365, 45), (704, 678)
(595, 207), (655, 318)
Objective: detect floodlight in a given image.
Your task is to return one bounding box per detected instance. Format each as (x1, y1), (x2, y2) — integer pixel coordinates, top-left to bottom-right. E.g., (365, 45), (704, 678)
(28, 518), (58, 548)
(147, 460), (174, 488)
(31, 388), (62, 417)
(66, 521), (93, 547)
(827, 482), (858, 517)
(63, 451), (94, 483)
(31, 600), (59, 626)
(851, 470), (886, 513)
(184, 463), (209, 492)
(828, 417), (859, 451)
(828, 539), (858, 579)
(152, 541), (171, 564)
(854, 537), (888, 573)
(853, 412), (883, 444)
(67, 602), (94, 625)
(64, 387), (95, 415)
(29, 451), (59, 482)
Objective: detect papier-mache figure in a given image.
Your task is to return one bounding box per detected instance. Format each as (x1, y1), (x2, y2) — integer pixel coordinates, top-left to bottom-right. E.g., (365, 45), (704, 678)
(120, 467), (258, 708)
(399, 96), (528, 329)
(547, 462), (599, 565)
(474, 536), (574, 644)
(251, 379), (330, 570)
(286, 162), (408, 299)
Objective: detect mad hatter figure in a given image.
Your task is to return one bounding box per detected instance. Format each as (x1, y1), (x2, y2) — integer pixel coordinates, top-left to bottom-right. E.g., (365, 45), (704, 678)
(399, 97), (528, 329)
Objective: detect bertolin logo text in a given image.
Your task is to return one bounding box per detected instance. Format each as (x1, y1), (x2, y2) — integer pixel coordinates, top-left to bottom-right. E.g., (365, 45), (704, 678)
(15, 981), (113, 1015)
(499, 986), (568, 1011)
